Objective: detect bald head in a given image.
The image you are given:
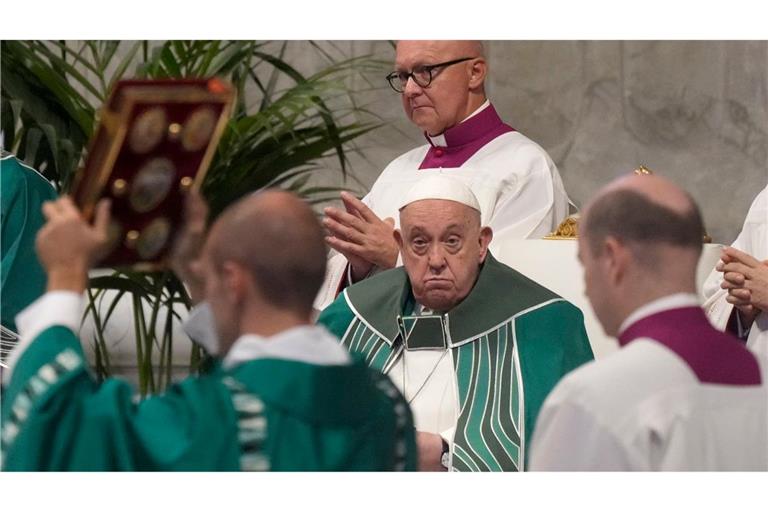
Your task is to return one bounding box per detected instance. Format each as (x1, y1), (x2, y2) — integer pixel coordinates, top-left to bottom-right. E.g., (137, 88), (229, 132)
(394, 40), (488, 135)
(206, 189), (326, 316)
(600, 173), (695, 216)
(581, 173), (704, 267)
(577, 173), (705, 336)
(396, 40), (485, 59)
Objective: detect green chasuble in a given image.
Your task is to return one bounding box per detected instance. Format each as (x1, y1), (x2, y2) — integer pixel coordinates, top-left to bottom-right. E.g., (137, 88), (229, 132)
(1, 152), (57, 333)
(317, 253), (594, 471)
(1, 326), (416, 471)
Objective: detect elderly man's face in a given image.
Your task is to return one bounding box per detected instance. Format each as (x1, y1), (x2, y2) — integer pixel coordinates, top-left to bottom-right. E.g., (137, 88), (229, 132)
(395, 41), (480, 136)
(396, 199), (492, 312)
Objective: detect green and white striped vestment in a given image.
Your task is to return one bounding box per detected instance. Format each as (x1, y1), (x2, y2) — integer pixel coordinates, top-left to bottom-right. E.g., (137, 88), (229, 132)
(2, 325), (417, 471)
(318, 253), (594, 471)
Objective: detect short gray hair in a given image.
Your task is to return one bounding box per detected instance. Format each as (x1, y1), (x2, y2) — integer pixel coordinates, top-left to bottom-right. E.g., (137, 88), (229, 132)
(583, 189), (704, 266)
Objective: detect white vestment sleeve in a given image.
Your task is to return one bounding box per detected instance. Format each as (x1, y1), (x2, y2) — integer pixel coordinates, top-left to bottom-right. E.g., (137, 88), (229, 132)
(703, 185), (768, 342)
(487, 150), (569, 243)
(440, 426), (456, 444)
(313, 252), (349, 312)
(4, 291), (84, 383)
(701, 267), (733, 331)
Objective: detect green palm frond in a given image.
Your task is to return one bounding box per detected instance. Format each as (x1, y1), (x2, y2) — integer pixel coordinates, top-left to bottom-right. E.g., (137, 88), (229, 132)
(1, 40), (385, 205)
(1, 40), (388, 392)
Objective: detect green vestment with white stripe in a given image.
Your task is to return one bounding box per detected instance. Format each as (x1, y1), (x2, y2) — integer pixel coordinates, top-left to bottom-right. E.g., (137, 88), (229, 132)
(317, 253), (594, 471)
(1, 325), (417, 471)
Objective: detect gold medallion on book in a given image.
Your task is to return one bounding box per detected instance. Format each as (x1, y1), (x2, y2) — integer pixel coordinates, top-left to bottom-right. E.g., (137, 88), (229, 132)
(72, 78), (235, 269)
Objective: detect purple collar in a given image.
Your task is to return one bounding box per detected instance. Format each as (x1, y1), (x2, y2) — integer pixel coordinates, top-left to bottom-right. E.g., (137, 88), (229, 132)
(418, 103), (514, 169)
(618, 307), (761, 386)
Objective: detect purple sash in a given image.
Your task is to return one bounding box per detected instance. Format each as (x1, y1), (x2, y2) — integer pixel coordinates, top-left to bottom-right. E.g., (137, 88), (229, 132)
(619, 307), (761, 386)
(419, 104), (515, 169)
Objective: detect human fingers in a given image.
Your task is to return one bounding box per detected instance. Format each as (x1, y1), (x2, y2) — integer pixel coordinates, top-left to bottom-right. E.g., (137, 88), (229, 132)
(719, 248), (735, 265)
(172, 194), (209, 270)
(185, 190), (209, 228)
(734, 303), (757, 318)
(41, 201), (59, 221)
(726, 288), (751, 302)
(339, 194), (365, 220)
(340, 192), (380, 223)
(726, 295), (752, 308)
(322, 216), (365, 244)
(92, 199), (112, 238)
(720, 261), (753, 278)
(325, 235), (365, 259)
(57, 196), (83, 219)
(324, 206), (366, 232)
(720, 271), (746, 287)
(41, 198), (68, 221)
(722, 246), (762, 268)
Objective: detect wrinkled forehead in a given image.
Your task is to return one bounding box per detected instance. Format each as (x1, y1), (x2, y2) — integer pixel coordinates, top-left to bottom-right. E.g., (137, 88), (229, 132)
(399, 199), (480, 232)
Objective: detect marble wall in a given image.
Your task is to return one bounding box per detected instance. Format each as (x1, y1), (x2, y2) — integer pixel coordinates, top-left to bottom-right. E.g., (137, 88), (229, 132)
(282, 41), (768, 244)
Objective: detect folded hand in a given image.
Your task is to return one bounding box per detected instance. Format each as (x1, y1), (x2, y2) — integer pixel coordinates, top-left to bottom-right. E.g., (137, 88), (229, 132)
(717, 246), (768, 321)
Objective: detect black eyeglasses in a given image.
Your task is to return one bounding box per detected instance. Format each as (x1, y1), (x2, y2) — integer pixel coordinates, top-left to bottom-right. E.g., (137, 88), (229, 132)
(385, 57), (475, 93)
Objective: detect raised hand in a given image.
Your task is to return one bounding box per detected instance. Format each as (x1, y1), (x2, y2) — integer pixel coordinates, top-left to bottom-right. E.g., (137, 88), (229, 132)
(323, 191), (399, 282)
(170, 190), (209, 304)
(36, 197), (111, 293)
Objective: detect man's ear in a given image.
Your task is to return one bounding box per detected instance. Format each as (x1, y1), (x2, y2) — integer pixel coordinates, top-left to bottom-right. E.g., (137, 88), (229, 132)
(477, 226), (493, 263)
(603, 236), (629, 286)
(221, 260), (249, 304)
(468, 58), (487, 90)
(393, 228), (404, 250)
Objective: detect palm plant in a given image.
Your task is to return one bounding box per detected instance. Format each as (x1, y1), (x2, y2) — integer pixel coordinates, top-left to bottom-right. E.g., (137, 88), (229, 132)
(1, 40), (385, 395)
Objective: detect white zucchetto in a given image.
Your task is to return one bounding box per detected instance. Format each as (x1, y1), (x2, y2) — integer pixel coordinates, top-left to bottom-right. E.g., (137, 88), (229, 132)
(399, 175), (481, 213)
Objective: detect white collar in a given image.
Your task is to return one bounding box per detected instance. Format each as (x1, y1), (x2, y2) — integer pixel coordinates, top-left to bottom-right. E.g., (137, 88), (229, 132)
(222, 324), (350, 370)
(618, 293), (701, 336)
(462, 99), (491, 122)
(427, 99), (491, 147)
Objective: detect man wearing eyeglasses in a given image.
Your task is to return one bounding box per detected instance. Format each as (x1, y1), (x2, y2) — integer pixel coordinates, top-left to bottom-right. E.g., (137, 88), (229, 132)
(317, 40), (570, 310)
